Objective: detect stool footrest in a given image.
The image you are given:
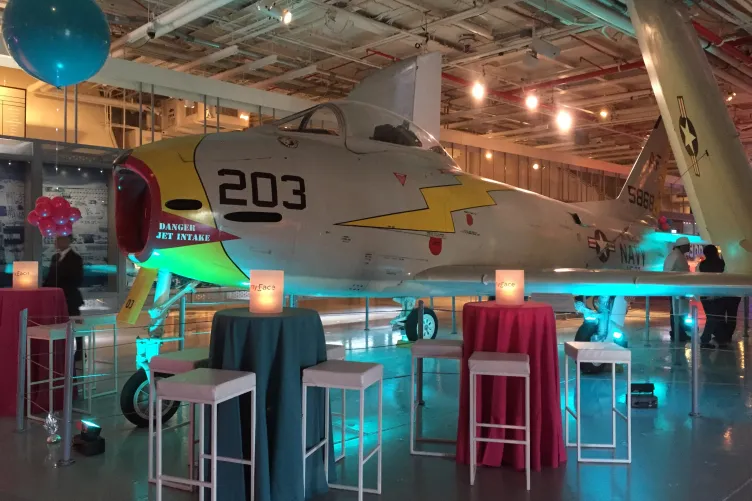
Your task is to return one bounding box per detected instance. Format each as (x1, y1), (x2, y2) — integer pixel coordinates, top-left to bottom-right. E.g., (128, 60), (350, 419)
(574, 443), (617, 449)
(565, 406), (577, 418)
(614, 409), (628, 420)
(304, 438), (328, 459)
(151, 420), (190, 437)
(198, 453), (253, 466)
(148, 478), (195, 492)
(159, 474), (211, 489)
(363, 445), (380, 464)
(476, 437), (527, 446)
(477, 423), (526, 431)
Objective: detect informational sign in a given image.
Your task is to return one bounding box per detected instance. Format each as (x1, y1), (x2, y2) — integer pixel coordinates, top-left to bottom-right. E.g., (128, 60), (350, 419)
(249, 270), (284, 314)
(13, 261), (38, 289)
(154, 211), (238, 248)
(0, 162), (25, 271)
(495, 269), (525, 305)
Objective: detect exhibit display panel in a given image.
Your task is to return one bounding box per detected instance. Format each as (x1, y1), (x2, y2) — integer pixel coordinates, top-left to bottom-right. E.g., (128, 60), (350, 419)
(0, 161), (26, 287)
(41, 164), (111, 291)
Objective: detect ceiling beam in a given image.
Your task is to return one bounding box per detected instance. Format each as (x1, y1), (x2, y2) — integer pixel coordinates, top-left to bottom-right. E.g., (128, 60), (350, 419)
(211, 55), (279, 81)
(111, 0), (237, 57)
(172, 45), (239, 73)
(250, 65), (318, 89)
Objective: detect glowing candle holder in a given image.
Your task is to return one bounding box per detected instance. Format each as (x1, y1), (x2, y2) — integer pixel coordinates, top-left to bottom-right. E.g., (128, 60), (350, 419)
(249, 270), (284, 314)
(13, 261), (39, 290)
(495, 270), (524, 305)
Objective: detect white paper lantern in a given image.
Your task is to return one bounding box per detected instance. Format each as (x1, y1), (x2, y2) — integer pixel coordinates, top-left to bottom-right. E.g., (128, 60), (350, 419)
(13, 261), (39, 290)
(249, 270), (284, 314)
(495, 270), (524, 305)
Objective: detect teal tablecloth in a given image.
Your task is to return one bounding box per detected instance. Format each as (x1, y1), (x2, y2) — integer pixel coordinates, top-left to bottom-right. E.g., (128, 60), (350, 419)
(208, 307), (333, 501)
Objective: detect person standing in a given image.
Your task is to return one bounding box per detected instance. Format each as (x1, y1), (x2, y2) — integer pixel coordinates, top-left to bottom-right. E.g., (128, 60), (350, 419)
(43, 234), (84, 360)
(698, 244), (725, 348)
(663, 236), (691, 342)
(719, 295), (742, 346)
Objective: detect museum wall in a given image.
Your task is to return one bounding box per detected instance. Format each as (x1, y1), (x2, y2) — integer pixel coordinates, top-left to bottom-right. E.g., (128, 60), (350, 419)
(0, 67), (118, 147)
(443, 141), (615, 202)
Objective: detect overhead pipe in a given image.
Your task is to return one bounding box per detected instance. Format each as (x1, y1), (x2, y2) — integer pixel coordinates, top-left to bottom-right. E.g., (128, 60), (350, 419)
(562, 0), (752, 94)
(368, 48), (643, 140)
(495, 60), (645, 99)
(368, 48), (643, 104)
(111, 0), (236, 56)
(693, 21), (752, 67)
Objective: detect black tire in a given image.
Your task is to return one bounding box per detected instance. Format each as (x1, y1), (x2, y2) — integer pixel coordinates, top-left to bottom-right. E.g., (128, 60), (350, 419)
(120, 369), (180, 428)
(405, 307), (439, 342)
(574, 322), (608, 374)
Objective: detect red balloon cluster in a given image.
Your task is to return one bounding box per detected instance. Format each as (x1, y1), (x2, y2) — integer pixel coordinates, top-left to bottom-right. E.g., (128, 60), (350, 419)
(658, 215), (670, 231)
(26, 196), (82, 237)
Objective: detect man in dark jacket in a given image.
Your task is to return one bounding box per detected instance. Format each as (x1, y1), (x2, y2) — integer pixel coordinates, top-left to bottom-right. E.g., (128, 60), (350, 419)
(698, 245), (725, 348)
(43, 235), (84, 359)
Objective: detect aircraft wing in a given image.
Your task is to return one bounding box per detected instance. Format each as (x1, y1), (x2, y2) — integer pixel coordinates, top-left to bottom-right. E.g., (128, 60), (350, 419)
(413, 266), (752, 297)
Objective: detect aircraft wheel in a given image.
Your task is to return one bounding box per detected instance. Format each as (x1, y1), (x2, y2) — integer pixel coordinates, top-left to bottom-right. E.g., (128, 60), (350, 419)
(574, 322), (608, 374)
(120, 369), (180, 428)
(405, 307), (439, 342)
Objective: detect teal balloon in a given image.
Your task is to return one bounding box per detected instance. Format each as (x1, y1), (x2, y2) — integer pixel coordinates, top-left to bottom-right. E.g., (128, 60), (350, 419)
(2, 0), (110, 87)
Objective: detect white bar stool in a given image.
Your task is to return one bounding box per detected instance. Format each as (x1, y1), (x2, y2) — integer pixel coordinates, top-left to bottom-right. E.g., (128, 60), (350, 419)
(325, 343), (347, 462)
(302, 360), (383, 501)
(148, 347), (210, 489)
(156, 368), (256, 501)
(469, 352), (530, 491)
(410, 339), (463, 457)
(564, 341), (631, 464)
(26, 322), (95, 421)
(71, 314), (118, 400)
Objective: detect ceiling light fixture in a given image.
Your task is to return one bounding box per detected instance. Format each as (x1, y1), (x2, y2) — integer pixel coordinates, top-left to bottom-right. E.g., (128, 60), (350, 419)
(485, 151), (493, 160)
(599, 109), (609, 118)
(471, 81), (485, 101)
(556, 110), (573, 131)
(257, 4), (292, 24)
(532, 163), (540, 170)
(525, 94), (538, 110)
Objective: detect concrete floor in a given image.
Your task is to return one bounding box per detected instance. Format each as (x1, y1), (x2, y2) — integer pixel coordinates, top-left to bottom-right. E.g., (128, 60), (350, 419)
(2, 298), (752, 501)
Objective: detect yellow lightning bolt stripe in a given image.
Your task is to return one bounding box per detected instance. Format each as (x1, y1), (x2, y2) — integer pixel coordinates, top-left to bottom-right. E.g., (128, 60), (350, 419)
(340, 174), (510, 233)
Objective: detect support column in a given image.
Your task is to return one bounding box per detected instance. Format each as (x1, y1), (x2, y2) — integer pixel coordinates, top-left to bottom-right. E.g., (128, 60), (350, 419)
(73, 85), (78, 144)
(138, 82), (143, 146)
(63, 87), (68, 143)
(644, 297), (651, 347)
(24, 143), (43, 263)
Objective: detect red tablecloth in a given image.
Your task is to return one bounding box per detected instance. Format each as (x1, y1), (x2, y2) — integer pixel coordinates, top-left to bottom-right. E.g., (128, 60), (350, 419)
(456, 301), (566, 471)
(0, 288), (69, 417)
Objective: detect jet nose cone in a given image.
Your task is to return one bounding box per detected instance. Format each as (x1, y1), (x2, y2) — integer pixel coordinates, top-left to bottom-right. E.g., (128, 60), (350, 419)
(114, 154), (161, 263)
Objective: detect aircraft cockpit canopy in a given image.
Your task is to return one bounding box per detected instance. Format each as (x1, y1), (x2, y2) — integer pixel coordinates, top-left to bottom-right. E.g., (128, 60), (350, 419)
(273, 101), (452, 159)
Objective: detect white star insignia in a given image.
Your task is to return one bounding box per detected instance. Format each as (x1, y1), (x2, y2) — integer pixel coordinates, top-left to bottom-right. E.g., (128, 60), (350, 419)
(681, 122), (696, 150)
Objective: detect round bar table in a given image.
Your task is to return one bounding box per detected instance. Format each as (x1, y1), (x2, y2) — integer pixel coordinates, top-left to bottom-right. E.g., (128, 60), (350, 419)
(208, 307), (334, 501)
(456, 301), (566, 471)
(0, 287), (69, 417)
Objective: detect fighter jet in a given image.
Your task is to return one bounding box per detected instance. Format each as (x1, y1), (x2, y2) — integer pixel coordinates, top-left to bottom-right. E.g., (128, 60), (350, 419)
(113, 1), (752, 425)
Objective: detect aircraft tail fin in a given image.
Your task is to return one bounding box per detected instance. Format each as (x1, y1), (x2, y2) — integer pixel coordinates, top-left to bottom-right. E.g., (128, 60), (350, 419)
(347, 52), (442, 139)
(578, 117), (670, 221)
(612, 117), (671, 219)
